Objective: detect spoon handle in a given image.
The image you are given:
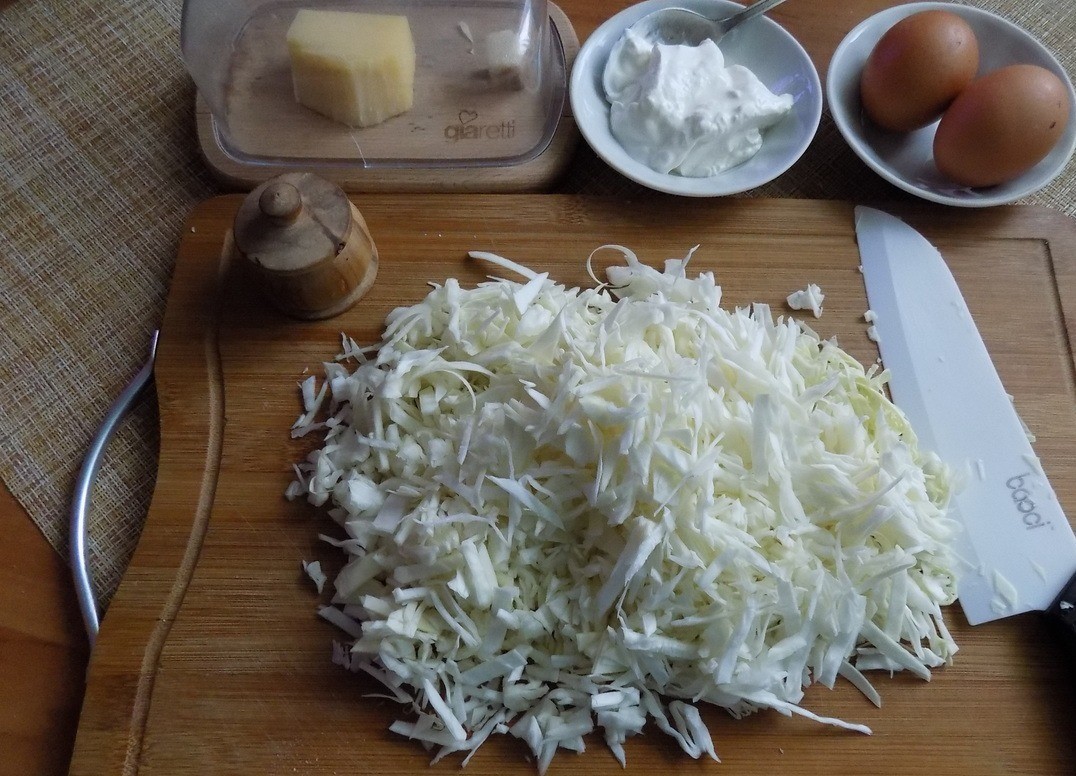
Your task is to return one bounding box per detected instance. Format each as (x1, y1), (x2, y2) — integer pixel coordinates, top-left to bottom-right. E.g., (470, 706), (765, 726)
(719, 0), (790, 33)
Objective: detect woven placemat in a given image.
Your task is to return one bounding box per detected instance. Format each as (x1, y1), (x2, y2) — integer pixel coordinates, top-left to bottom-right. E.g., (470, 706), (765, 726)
(1, 0), (1072, 607)
(0, 1), (215, 603)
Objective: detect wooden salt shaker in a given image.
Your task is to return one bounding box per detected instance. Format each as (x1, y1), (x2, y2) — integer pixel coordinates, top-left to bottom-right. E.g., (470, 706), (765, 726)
(232, 172), (377, 320)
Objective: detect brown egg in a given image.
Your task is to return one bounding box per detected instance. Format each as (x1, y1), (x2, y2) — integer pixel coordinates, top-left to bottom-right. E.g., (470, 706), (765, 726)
(860, 10), (979, 132)
(933, 64), (1071, 188)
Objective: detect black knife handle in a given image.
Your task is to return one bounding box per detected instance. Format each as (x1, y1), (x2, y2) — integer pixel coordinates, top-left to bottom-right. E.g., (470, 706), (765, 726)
(1045, 569), (1076, 661)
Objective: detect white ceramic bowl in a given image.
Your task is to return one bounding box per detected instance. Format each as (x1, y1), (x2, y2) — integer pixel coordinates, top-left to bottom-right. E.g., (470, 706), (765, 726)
(828, 2), (1076, 207)
(569, 0), (822, 197)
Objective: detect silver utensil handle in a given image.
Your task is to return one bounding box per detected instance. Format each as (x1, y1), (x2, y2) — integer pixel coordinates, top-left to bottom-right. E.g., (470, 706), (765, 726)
(70, 330), (159, 646)
(721, 0), (789, 31)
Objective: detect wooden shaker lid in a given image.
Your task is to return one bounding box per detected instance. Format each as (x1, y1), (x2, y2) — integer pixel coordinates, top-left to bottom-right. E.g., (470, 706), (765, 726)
(233, 172), (378, 320)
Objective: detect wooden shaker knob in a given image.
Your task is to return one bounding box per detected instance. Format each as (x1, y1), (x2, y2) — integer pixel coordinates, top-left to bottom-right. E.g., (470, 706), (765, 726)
(259, 181), (303, 222)
(232, 172), (378, 320)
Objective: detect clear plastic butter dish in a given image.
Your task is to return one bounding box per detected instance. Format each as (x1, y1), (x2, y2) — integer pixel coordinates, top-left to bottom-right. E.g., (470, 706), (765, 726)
(181, 0), (579, 191)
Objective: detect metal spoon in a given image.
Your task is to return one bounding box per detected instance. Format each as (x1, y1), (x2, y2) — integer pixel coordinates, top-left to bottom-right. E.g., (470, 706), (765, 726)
(602, 0), (791, 98)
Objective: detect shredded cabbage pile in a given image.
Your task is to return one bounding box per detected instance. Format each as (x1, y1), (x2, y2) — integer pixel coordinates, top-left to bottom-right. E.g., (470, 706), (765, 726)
(288, 248), (959, 771)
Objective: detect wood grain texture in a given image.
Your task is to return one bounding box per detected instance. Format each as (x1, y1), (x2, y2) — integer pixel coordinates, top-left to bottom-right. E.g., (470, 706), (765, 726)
(0, 483), (89, 776)
(70, 195), (1076, 775)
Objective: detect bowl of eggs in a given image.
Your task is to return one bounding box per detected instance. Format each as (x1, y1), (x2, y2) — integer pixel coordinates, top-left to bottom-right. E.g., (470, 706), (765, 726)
(827, 2), (1076, 207)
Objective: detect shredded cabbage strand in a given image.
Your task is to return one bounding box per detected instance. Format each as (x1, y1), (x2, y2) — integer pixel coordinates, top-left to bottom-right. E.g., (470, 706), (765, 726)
(289, 249), (959, 771)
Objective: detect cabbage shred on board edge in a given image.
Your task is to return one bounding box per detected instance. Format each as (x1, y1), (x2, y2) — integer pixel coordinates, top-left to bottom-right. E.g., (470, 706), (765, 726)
(287, 247), (960, 772)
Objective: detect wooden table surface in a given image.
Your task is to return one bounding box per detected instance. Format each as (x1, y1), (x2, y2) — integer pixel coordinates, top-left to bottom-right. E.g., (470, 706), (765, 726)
(0, 0), (970, 774)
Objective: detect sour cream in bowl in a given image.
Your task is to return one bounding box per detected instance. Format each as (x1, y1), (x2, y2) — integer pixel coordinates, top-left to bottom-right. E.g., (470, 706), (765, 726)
(571, 0), (822, 197)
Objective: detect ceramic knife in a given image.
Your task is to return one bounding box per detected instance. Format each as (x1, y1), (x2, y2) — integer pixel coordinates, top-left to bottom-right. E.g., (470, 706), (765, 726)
(855, 206), (1076, 648)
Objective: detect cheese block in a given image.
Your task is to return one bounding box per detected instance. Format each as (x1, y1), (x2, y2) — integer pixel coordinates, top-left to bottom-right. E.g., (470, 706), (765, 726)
(285, 10), (416, 128)
(480, 29), (527, 89)
(482, 29), (525, 77)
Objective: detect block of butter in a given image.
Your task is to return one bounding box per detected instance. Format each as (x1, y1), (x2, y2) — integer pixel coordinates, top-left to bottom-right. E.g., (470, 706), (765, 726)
(286, 9), (416, 128)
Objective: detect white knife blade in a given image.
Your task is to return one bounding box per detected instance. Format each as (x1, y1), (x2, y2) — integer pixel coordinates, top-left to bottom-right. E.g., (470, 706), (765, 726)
(855, 206), (1076, 627)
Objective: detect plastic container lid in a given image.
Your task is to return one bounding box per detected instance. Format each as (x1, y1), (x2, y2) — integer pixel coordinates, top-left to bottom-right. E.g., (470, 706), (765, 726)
(181, 0), (567, 171)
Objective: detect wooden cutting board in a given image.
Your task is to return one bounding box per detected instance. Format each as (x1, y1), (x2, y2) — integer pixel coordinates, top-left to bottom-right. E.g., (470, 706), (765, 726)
(70, 195), (1076, 776)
